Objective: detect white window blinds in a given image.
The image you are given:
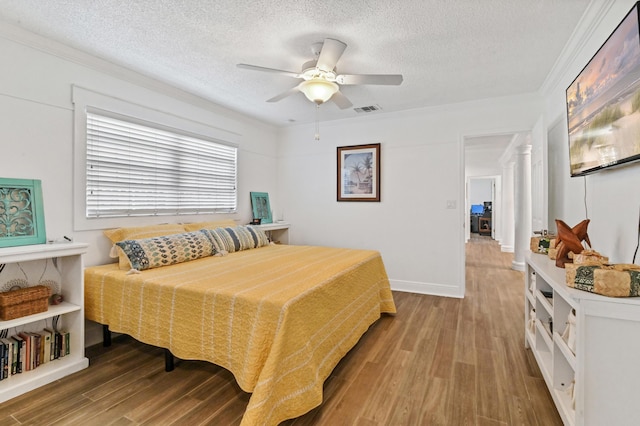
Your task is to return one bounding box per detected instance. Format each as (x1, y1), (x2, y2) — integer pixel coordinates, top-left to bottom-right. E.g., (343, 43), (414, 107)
(86, 111), (237, 218)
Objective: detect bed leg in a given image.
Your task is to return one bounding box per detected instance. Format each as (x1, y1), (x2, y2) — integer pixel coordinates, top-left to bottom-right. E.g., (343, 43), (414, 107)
(102, 324), (112, 347)
(164, 349), (174, 372)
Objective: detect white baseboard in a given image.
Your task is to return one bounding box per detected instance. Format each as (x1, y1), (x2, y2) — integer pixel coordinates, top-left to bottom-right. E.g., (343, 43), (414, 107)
(390, 279), (463, 298)
(501, 244), (514, 253)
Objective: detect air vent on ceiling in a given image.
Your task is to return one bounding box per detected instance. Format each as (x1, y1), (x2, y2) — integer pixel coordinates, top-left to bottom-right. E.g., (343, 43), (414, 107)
(354, 104), (382, 113)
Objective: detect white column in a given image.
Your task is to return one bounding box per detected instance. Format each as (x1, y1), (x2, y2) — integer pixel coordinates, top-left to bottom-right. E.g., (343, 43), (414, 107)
(512, 144), (532, 271)
(500, 162), (515, 252)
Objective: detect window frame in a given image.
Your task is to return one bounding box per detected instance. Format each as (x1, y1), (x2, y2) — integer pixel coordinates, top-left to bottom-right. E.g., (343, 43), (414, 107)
(72, 86), (239, 231)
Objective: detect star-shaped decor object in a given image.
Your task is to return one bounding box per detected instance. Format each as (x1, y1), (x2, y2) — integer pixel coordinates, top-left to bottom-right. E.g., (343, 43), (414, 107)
(554, 219), (591, 268)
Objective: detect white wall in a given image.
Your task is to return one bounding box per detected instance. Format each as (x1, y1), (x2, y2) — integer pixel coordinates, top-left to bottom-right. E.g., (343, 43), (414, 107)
(278, 95), (542, 297)
(469, 179), (492, 206)
(542, 0), (640, 264)
(0, 26), (280, 267)
(465, 152), (503, 177)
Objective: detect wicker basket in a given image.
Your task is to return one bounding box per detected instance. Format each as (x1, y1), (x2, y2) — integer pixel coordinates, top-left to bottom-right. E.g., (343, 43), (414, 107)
(0, 285), (50, 320)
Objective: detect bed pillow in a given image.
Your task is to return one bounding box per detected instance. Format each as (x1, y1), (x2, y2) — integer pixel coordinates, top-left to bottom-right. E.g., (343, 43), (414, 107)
(115, 230), (215, 271)
(103, 223), (187, 244)
(104, 223), (188, 269)
(183, 219), (237, 232)
(205, 225), (269, 254)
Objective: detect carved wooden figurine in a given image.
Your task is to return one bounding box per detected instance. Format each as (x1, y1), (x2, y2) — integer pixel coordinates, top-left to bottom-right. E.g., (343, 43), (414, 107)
(554, 219), (591, 268)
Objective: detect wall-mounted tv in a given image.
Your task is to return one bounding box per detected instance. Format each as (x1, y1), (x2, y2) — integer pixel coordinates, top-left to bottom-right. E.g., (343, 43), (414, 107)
(566, 1), (640, 177)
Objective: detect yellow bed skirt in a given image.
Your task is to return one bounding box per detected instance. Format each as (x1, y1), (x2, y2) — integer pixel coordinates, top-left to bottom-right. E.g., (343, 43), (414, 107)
(85, 244), (396, 425)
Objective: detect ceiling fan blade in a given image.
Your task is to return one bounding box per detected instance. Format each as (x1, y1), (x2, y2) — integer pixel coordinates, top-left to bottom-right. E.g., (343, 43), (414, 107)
(316, 38), (347, 72)
(266, 84), (302, 103)
(336, 74), (403, 85)
(330, 91), (353, 109)
(237, 63), (302, 79)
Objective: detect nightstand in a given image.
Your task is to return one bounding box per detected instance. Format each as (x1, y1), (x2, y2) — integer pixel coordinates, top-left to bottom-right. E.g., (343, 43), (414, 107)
(255, 222), (291, 244)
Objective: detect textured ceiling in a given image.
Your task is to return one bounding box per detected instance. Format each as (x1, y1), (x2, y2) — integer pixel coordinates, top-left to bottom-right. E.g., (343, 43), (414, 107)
(0, 0), (591, 126)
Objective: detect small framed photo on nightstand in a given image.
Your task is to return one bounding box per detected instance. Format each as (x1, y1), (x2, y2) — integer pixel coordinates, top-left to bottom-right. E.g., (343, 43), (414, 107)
(250, 192), (272, 224)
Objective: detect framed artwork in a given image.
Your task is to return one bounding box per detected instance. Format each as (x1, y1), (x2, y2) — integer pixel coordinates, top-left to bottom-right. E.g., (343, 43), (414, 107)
(337, 143), (381, 202)
(0, 178), (46, 248)
(250, 191), (272, 224)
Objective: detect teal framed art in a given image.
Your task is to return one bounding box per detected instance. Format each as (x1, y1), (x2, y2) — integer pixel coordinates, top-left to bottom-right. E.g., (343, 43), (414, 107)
(0, 178), (46, 247)
(250, 192), (272, 224)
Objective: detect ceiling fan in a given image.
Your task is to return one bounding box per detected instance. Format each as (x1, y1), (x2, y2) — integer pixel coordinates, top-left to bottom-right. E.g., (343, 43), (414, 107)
(237, 38), (403, 109)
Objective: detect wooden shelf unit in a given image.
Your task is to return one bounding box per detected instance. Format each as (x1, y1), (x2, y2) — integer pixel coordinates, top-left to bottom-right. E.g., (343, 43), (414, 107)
(0, 242), (89, 403)
(525, 252), (640, 425)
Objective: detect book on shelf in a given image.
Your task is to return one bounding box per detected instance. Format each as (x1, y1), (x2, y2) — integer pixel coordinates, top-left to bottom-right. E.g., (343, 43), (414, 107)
(44, 328), (57, 361)
(23, 332), (35, 370)
(0, 328), (72, 378)
(62, 330), (70, 357)
(11, 334), (25, 373)
(54, 330), (70, 358)
(28, 332), (42, 369)
(40, 329), (52, 364)
(0, 341), (5, 380)
(0, 339), (7, 380)
(17, 332), (31, 372)
(11, 335), (19, 374)
(0, 338), (14, 378)
(7, 337), (17, 375)
(2, 338), (11, 377)
(52, 330), (60, 359)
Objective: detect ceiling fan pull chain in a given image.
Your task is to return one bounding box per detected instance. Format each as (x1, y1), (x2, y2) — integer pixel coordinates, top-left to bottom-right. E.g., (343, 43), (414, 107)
(315, 104), (320, 141)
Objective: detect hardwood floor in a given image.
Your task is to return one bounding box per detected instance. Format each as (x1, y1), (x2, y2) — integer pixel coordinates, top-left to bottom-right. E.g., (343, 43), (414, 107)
(0, 236), (562, 425)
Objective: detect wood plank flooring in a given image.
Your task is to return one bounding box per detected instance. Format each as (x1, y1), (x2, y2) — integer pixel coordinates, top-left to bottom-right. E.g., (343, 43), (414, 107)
(0, 236), (562, 425)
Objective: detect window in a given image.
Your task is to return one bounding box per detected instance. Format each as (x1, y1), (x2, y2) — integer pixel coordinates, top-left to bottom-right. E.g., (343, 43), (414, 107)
(86, 110), (237, 218)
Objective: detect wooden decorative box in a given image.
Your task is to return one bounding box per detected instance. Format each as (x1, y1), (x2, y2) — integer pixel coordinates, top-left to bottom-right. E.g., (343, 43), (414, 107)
(530, 235), (556, 254)
(565, 263), (640, 297)
(0, 285), (51, 320)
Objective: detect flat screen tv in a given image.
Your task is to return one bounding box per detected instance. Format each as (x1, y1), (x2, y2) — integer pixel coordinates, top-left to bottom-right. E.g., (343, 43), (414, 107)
(566, 1), (640, 177)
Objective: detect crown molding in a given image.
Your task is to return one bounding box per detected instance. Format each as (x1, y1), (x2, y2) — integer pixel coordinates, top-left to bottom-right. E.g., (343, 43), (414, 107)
(540, 0), (617, 96)
(0, 20), (274, 129)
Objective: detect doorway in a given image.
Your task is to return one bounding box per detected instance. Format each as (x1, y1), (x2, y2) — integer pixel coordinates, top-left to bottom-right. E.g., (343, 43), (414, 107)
(467, 176), (499, 240)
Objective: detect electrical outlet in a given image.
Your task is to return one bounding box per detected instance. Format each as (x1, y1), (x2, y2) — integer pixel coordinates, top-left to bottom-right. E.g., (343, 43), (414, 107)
(446, 200), (457, 209)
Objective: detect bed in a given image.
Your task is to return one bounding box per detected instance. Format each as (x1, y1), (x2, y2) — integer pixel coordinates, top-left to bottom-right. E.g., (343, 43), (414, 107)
(84, 223), (396, 426)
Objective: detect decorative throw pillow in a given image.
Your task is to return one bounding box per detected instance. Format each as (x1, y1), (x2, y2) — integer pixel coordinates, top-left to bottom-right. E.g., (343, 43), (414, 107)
(205, 225), (269, 254)
(115, 230), (214, 271)
(104, 223), (187, 269)
(183, 219), (237, 232)
(103, 223), (187, 244)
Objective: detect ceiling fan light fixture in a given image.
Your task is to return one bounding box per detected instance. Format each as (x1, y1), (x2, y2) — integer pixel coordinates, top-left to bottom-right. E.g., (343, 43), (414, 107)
(299, 78), (339, 104)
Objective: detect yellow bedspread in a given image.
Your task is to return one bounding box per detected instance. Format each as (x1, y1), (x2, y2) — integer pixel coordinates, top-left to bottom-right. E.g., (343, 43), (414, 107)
(84, 244), (396, 425)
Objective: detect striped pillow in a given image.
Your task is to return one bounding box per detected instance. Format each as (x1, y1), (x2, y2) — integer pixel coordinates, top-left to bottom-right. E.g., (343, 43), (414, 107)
(205, 225), (269, 254)
(115, 230), (215, 271)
